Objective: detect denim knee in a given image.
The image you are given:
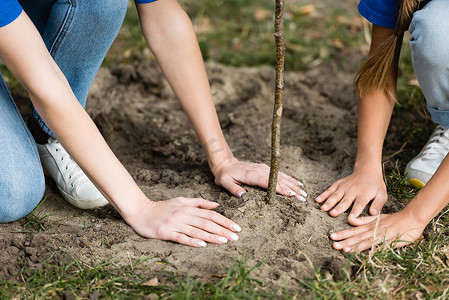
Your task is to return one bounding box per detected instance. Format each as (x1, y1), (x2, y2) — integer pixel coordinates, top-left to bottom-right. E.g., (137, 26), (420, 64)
(0, 169), (45, 223)
(409, 2), (449, 70)
(78, 0), (128, 35)
(409, 0), (449, 124)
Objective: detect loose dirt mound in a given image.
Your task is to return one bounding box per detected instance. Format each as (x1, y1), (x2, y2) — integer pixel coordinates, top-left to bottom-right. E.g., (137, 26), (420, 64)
(0, 61), (402, 287)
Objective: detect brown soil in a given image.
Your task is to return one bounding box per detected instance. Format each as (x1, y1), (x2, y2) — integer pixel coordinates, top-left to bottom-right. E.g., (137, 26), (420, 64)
(0, 61), (405, 288)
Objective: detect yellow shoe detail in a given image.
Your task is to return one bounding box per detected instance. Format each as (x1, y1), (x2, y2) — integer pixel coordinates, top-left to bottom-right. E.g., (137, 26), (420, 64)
(409, 178), (425, 189)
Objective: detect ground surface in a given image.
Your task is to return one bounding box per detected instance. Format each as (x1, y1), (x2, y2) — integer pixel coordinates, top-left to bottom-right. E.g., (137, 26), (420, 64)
(0, 60), (405, 288)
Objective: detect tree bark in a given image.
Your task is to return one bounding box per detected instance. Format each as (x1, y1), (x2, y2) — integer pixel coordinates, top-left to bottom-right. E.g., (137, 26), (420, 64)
(266, 0), (285, 203)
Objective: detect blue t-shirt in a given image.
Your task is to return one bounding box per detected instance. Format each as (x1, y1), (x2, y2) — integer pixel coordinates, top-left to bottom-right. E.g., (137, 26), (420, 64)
(0, 0), (158, 27)
(358, 0), (431, 29)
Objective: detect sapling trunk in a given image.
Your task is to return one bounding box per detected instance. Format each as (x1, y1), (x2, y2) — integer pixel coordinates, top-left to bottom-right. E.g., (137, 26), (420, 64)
(266, 0), (285, 203)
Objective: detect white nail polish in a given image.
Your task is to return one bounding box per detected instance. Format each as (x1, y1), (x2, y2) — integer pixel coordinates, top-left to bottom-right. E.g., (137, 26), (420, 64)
(237, 191), (245, 198)
(198, 241), (207, 247)
(233, 224), (242, 232)
(297, 181), (304, 187)
(218, 237), (228, 243)
(300, 190), (307, 197)
(288, 190), (296, 196)
(344, 247), (351, 252)
(298, 195), (306, 202)
(211, 202), (220, 206)
(230, 233), (239, 241)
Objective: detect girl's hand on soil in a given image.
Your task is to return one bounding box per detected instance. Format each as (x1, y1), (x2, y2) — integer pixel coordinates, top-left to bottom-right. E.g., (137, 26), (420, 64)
(213, 157), (306, 201)
(127, 197), (241, 248)
(315, 170), (387, 219)
(330, 211), (426, 252)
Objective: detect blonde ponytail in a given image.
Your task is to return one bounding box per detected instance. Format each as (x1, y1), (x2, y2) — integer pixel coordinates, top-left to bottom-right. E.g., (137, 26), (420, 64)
(354, 0), (421, 100)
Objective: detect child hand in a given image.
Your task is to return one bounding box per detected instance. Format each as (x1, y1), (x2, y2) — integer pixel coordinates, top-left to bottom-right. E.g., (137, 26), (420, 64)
(212, 157), (306, 201)
(127, 197), (241, 247)
(330, 211), (426, 252)
(315, 170), (387, 218)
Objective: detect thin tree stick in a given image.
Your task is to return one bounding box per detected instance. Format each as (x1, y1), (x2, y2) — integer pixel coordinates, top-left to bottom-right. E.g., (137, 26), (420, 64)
(266, 0), (285, 203)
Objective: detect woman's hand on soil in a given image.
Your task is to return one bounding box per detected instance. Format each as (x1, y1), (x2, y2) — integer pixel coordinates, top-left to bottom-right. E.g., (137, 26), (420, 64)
(330, 211), (426, 252)
(127, 197), (241, 248)
(315, 170), (387, 218)
(212, 157), (306, 201)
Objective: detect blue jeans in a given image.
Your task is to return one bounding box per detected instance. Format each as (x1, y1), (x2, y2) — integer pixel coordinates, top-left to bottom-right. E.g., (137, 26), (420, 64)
(0, 0), (128, 222)
(409, 0), (449, 128)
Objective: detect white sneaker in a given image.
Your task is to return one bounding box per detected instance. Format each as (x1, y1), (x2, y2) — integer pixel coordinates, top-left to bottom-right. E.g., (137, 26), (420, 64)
(405, 125), (449, 188)
(37, 137), (109, 209)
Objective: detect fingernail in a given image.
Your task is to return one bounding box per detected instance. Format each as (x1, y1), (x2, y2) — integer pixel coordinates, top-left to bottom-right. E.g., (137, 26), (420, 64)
(371, 209), (378, 215)
(315, 196), (321, 202)
(344, 247), (351, 252)
(298, 195), (306, 202)
(233, 224), (242, 232)
(330, 233), (337, 239)
(297, 181), (304, 187)
(212, 202), (220, 207)
(300, 190), (307, 197)
(218, 237), (228, 243)
(230, 233), (239, 241)
(198, 241), (207, 247)
(333, 242), (341, 249)
(348, 214), (355, 219)
(237, 191), (245, 198)
(288, 190), (297, 196)
(321, 205), (328, 210)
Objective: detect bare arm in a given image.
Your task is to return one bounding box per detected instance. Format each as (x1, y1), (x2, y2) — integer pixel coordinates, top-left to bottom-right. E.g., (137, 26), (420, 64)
(316, 25), (399, 218)
(136, 0), (305, 199)
(0, 11), (240, 247)
(0, 12), (147, 215)
(327, 27), (449, 252)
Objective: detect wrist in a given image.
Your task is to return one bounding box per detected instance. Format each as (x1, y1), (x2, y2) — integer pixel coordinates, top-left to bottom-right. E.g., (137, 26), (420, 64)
(402, 191), (440, 227)
(211, 155), (238, 175)
(353, 157), (382, 175)
(202, 136), (234, 171)
(117, 194), (154, 224)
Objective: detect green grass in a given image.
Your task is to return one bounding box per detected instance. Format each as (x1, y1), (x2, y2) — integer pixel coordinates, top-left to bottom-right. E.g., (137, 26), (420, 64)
(0, 255), (289, 299)
(301, 226), (449, 299)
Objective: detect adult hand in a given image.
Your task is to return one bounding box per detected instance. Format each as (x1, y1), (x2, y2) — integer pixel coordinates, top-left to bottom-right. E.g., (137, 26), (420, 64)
(212, 157), (306, 201)
(315, 170), (387, 218)
(127, 197), (241, 247)
(330, 211), (425, 252)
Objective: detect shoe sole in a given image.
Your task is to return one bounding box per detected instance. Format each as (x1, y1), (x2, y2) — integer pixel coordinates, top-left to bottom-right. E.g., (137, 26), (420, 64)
(408, 178), (425, 189)
(58, 186), (109, 209)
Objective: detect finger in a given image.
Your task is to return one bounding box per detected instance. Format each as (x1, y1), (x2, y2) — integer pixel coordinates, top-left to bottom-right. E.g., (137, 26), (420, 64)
(347, 214), (379, 226)
(278, 171), (304, 188)
(320, 188), (344, 212)
(182, 197), (221, 209)
(187, 218), (239, 242)
(332, 229), (380, 252)
(165, 231), (208, 248)
(315, 182), (339, 203)
(369, 191), (387, 216)
(219, 176), (246, 198)
(348, 194), (375, 219)
(184, 225), (236, 244)
(193, 207), (242, 233)
(329, 194), (356, 217)
(275, 180), (307, 201)
(339, 232), (390, 253)
(330, 224), (372, 241)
